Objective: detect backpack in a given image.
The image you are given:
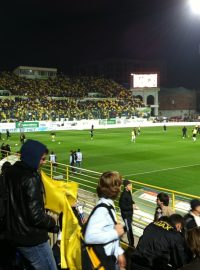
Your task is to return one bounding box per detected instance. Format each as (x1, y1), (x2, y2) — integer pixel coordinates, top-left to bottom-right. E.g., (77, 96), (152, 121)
(0, 173), (8, 234)
(81, 203), (117, 270)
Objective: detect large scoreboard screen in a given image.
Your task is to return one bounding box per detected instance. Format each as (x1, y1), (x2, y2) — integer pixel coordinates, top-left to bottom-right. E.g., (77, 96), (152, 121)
(132, 73), (158, 88)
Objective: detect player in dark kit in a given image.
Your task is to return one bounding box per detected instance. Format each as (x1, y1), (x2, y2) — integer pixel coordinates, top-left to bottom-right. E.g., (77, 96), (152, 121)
(90, 125), (94, 140)
(6, 129), (10, 140)
(182, 126), (187, 139)
(20, 133), (26, 144)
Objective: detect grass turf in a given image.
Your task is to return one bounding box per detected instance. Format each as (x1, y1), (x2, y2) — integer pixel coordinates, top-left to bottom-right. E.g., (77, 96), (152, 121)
(4, 126), (200, 196)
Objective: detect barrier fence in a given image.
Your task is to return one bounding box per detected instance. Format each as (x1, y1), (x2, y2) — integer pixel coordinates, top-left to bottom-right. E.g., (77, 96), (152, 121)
(42, 161), (200, 235)
(1, 151), (199, 234)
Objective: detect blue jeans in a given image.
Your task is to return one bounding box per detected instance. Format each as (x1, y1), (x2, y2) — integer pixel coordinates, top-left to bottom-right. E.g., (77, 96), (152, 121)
(17, 241), (57, 270)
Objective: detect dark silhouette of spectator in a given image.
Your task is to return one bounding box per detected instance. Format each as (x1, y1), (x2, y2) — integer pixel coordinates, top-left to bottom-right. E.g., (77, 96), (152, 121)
(5, 144), (11, 156)
(1, 143), (7, 159)
(0, 161), (15, 270)
(184, 199), (200, 231)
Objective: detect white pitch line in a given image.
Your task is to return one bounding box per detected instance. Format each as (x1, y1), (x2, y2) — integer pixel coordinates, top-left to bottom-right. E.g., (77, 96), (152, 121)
(124, 163), (200, 177)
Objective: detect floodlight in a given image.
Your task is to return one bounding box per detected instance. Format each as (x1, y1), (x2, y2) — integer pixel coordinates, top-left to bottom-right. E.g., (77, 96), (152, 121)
(189, 0), (200, 14)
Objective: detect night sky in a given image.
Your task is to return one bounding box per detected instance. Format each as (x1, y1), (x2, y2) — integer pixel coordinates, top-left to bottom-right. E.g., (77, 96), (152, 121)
(1, 0), (200, 87)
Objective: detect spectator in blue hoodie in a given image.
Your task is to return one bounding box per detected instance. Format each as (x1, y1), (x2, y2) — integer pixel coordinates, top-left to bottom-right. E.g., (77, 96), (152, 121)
(5, 139), (59, 270)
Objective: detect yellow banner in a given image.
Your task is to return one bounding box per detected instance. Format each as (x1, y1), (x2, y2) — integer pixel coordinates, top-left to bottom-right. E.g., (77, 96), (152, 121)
(41, 171), (81, 269)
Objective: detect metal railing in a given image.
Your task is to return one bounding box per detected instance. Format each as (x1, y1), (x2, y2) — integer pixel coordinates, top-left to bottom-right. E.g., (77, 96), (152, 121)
(42, 161), (200, 234)
(2, 153), (197, 230)
(1, 156), (199, 242)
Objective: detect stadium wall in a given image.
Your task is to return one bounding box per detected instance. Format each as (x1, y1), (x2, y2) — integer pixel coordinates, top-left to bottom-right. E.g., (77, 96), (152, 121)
(159, 109), (196, 117)
(0, 119), (200, 133)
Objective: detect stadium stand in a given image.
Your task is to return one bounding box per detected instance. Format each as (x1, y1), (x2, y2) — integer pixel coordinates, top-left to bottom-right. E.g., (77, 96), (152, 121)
(0, 72), (145, 121)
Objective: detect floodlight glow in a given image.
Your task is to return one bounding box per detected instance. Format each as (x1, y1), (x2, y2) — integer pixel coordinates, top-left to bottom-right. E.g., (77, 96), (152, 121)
(189, 0), (200, 14)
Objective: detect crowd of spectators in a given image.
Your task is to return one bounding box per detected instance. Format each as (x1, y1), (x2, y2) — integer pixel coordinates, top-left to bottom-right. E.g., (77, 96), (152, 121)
(0, 97), (144, 121)
(0, 72), (128, 98)
(0, 72), (145, 121)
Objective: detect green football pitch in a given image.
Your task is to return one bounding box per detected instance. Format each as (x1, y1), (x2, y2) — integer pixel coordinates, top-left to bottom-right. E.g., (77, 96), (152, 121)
(4, 126), (200, 196)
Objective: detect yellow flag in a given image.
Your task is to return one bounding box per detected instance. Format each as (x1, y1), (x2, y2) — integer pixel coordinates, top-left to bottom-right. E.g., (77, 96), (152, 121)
(61, 196), (82, 270)
(41, 171), (82, 269)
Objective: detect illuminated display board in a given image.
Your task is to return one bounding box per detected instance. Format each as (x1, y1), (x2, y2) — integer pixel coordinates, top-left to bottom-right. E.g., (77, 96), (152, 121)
(133, 73), (158, 88)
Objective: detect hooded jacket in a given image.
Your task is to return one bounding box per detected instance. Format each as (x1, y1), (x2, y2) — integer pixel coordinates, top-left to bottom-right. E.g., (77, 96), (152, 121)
(6, 140), (57, 246)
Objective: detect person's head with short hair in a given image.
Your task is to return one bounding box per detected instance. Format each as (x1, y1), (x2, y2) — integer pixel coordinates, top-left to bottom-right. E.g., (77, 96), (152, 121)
(123, 179), (132, 191)
(190, 199), (200, 216)
(156, 192), (170, 207)
(168, 214), (184, 232)
(187, 227), (200, 258)
(97, 171), (122, 200)
(1, 161), (11, 174)
(78, 149), (80, 152)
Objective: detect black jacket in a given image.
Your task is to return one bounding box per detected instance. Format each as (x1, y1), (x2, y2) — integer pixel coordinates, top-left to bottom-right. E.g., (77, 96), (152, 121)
(184, 213), (197, 231)
(119, 189), (134, 219)
(132, 220), (189, 270)
(6, 161), (56, 246)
